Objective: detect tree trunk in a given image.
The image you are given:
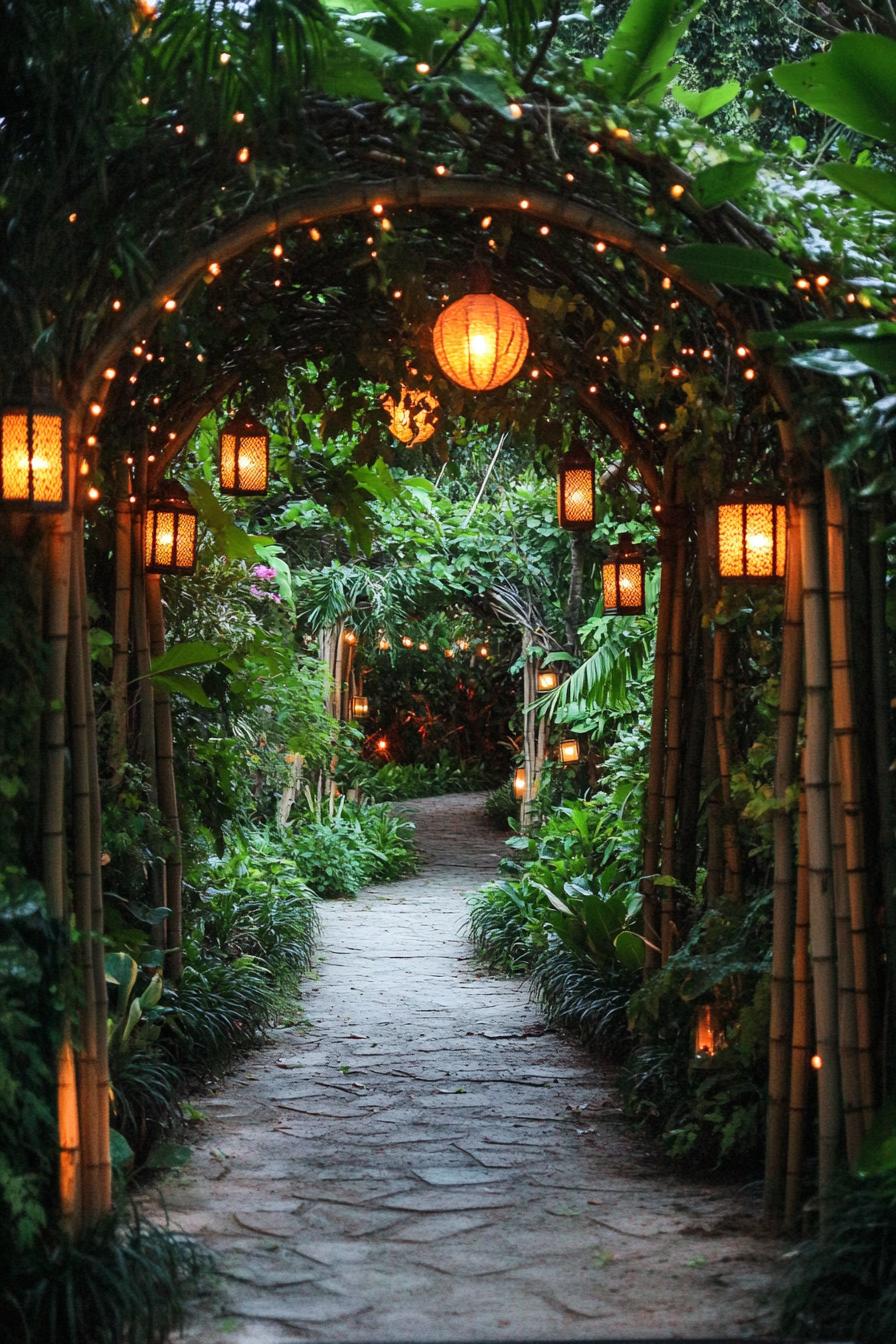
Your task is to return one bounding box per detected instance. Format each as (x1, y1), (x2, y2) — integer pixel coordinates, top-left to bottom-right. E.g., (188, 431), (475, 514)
(146, 574), (184, 983)
(565, 531), (587, 652)
(642, 525), (675, 968)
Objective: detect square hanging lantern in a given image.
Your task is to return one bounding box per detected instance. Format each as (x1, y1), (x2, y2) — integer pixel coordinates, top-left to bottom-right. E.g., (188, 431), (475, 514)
(0, 404), (67, 510)
(692, 1003), (725, 1065)
(513, 766), (527, 800)
(350, 695), (369, 718)
(536, 669), (559, 693)
(557, 447), (595, 531)
(145, 481), (198, 575)
(559, 739), (580, 765)
(602, 532), (646, 615)
(716, 494), (786, 582)
(218, 412), (270, 496)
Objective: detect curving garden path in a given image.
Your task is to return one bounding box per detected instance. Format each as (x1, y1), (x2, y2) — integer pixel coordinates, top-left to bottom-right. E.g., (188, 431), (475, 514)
(158, 793), (779, 1342)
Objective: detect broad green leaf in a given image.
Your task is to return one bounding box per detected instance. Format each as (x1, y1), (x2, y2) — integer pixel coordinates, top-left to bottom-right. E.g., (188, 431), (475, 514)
(150, 640), (226, 676)
(109, 1128), (134, 1172)
(139, 974), (164, 1010)
(772, 33), (896, 144)
(822, 162), (896, 212)
(151, 672), (218, 708)
(600, 0), (704, 107)
(188, 477), (274, 562)
(614, 929), (646, 971)
(105, 952), (138, 998)
(669, 243), (792, 289)
(671, 78), (740, 119)
(791, 348), (879, 378)
(692, 157), (759, 208)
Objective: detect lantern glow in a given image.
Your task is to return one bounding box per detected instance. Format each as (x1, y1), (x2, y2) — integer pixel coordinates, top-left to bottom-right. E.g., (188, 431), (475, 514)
(218, 412), (270, 496)
(693, 1004), (724, 1063)
(537, 669), (559, 693)
(344, 629), (358, 645)
(717, 495), (786, 582)
(559, 739), (580, 764)
(433, 291), (528, 391)
(350, 695), (369, 718)
(557, 448), (595, 531)
(513, 766), (527, 799)
(381, 385), (440, 446)
(145, 481), (198, 575)
(401, 635), (414, 649)
(378, 636), (391, 651)
(0, 405), (67, 510)
(602, 533), (646, 615)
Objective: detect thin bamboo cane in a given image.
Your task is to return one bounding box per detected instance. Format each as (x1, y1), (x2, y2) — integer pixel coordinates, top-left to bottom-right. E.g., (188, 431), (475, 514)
(764, 500), (803, 1220)
(521, 637), (536, 832)
(109, 476), (133, 785)
(868, 506), (896, 1082)
(710, 626), (743, 902)
(76, 530), (112, 1215)
(660, 513), (687, 963)
(831, 740), (865, 1166)
(327, 621), (345, 801)
(642, 523), (676, 968)
(146, 575), (184, 983)
(696, 510), (723, 907)
(800, 490), (842, 1213)
(41, 507), (74, 922)
(824, 469), (876, 1128)
(784, 783), (812, 1231)
(57, 1034), (82, 1237)
(67, 519), (101, 1225)
(132, 508), (167, 939)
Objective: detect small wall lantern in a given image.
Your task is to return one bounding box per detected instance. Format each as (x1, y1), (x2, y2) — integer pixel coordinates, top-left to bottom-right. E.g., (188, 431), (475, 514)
(716, 493), (786, 582)
(513, 766), (527, 799)
(350, 695), (369, 718)
(559, 739), (580, 764)
(536, 669), (559, 693)
(602, 532), (646, 615)
(145, 481), (198, 575)
(557, 447), (595, 531)
(218, 412), (270, 496)
(0, 403), (67, 510)
(693, 1003), (725, 1065)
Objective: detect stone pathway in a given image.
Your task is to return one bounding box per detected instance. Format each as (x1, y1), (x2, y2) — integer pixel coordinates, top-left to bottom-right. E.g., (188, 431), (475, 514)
(157, 793), (779, 1342)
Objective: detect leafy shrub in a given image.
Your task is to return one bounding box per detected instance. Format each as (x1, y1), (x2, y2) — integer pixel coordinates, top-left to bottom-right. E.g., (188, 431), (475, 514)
(352, 755), (492, 802)
(530, 944), (635, 1057)
(468, 879), (540, 974)
(287, 820), (369, 898)
(1, 1210), (210, 1344)
(780, 1165), (896, 1344)
(342, 801), (417, 882)
(484, 781), (516, 829)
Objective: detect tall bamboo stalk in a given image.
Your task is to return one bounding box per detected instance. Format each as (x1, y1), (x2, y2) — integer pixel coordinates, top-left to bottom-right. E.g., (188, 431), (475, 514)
(696, 510), (723, 907)
(868, 505), (896, 1080)
(146, 575), (183, 983)
(784, 783), (812, 1231)
(824, 469), (876, 1129)
(709, 625), (743, 902)
(800, 490), (841, 1212)
(642, 520), (676, 968)
(764, 500), (803, 1219)
(660, 509), (687, 963)
(831, 741), (865, 1166)
(131, 495), (167, 939)
(56, 1034), (81, 1236)
(41, 507), (74, 923)
(109, 479), (133, 786)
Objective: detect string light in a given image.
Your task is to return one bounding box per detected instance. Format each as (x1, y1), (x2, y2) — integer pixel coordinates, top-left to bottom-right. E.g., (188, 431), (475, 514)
(372, 203), (384, 215)
(594, 241), (606, 253)
(219, 51), (231, 64)
(272, 242), (284, 257)
(539, 224), (550, 236)
(163, 297), (177, 311)
(415, 61), (430, 74)
(480, 215), (492, 229)
(208, 261), (221, 276)
(237, 146), (250, 163)
(309, 227), (321, 241)
(587, 141), (600, 155)
(233, 110), (245, 123)
(434, 163), (447, 176)
(518, 198), (530, 210)
(112, 299), (122, 311)
(669, 183), (685, 199)
(508, 102), (523, 120)
(89, 401), (102, 416)
(103, 367), (117, 380)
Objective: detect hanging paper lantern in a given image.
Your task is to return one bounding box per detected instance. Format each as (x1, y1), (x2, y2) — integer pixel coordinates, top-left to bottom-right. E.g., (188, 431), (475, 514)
(602, 532), (646, 615)
(378, 635), (391, 651)
(716, 494), (786, 582)
(536, 669), (559, 693)
(145, 481), (198, 575)
(433, 291), (528, 391)
(0, 404), (67, 510)
(218, 411), (269, 496)
(557, 448), (595, 531)
(343, 629), (358, 645)
(559, 739), (580, 764)
(512, 766), (527, 800)
(350, 695), (369, 718)
(381, 385), (440, 446)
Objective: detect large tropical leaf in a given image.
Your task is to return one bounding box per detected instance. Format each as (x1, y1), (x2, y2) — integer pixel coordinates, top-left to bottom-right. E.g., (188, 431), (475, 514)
(772, 33), (896, 144)
(600, 0), (704, 107)
(669, 243), (792, 289)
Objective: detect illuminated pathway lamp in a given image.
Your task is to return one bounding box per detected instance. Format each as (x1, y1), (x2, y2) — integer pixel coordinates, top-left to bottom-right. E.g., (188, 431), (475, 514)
(350, 695), (369, 718)
(218, 412), (270, 496)
(716, 493), (786, 582)
(559, 739), (580, 765)
(536, 669), (559, 693)
(513, 766), (527, 800)
(602, 533), (646, 615)
(557, 448), (595, 531)
(381, 385), (440, 446)
(433, 286), (528, 392)
(0, 403), (67, 510)
(693, 1003), (725, 1065)
(145, 481), (198, 575)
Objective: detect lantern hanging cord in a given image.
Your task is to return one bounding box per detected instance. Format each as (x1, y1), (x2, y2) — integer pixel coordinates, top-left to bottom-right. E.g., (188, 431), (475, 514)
(464, 431), (507, 526)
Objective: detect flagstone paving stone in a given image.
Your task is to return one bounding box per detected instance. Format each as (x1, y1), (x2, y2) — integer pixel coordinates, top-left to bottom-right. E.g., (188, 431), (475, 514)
(151, 792), (780, 1342)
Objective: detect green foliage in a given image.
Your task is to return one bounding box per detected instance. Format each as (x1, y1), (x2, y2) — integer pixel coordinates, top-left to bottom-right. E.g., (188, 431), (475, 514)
(772, 33), (896, 145)
(285, 796), (417, 895)
(530, 944), (635, 1057)
(287, 820), (369, 899)
(468, 879), (544, 974)
(351, 756), (493, 801)
(484, 780), (516, 830)
(0, 1210), (211, 1344)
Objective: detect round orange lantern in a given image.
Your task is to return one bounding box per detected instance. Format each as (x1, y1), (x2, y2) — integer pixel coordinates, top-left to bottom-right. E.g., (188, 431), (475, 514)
(145, 481), (198, 575)
(433, 287), (528, 392)
(0, 403), (67, 510)
(716, 493), (786, 582)
(381, 385), (440, 446)
(218, 411), (269, 496)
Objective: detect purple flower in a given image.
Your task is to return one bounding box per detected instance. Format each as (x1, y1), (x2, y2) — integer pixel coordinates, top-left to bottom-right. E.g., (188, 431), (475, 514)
(252, 564), (277, 580)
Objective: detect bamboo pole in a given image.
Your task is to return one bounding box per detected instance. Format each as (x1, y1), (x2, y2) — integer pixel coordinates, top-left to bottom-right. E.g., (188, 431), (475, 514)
(784, 783), (812, 1231)
(709, 625), (743, 902)
(764, 500), (803, 1219)
(109, 476), (133, 785)
(642, 515), (676, 968)
(824, 469), (876, 1129)
(696, 510), (723, 907)
(659, 504), (687, 963)
(132, 494), (167, 939)
(146, 574), (184, 983)
(41, 507), (74, 923)
(800, 490), (842, 1212)
(831, 740), (865, 1166)
(868, 506), (896, 1080)
(56, 1034), (82, 1236)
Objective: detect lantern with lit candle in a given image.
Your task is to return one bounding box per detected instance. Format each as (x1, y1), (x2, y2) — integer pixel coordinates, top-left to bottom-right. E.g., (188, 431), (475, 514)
(0, 404), (67, 510)
(536, 669), (559, 693)
(557, 448), (595, 531)
(433, 272), (528, 391)
(513, 766), (527, 800)
(716, 493), (786, 582)
(559, 739), (580, 765)
(145, 481), (198, 575)
(350, 695), (369, 718)
(602, 533), (646, 615)
(381, 385), (440, 446)
(218, 411), (270, 496)
(692, 1003), (725, 1065)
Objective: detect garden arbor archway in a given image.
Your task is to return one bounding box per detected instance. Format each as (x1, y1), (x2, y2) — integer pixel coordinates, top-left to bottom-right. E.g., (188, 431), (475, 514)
(18, 148), (882, 1245)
